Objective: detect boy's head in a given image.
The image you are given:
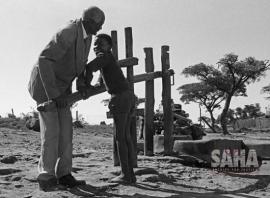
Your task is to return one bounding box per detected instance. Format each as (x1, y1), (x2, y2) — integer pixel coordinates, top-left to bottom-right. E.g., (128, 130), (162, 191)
(94, 34), (112, 52)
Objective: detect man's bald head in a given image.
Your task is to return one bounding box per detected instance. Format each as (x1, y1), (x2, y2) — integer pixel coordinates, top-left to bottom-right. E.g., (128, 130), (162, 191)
(82, 6), (105, 26)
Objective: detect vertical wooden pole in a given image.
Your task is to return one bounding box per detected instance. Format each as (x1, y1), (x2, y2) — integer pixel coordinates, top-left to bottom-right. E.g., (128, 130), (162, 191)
(125, 27), (138, 167)
(161, 45), (173, 155)
(125, 27), (134, 83)
(11, 108), (14, 116)
(111, 30), (120, 166)
(199, 104), (202, 126)
(76, 110), (79, 121)
(144, 48), (154, 156)
(111, 31), (118, 60)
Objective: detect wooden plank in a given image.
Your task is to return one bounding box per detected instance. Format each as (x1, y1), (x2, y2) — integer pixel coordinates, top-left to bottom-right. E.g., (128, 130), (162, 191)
(144, 47), (155, 156)
(137, 98), (146, 104)
(37, 69), (174, 112)
(134, 71), (162, 82)
(161, 45), (174, 155)
(37, 85), (107, 112)
(37, 69), (175, 112)
(118, 57), (138, 68)
(133, 69), (174, 83)
(106, 108), (144, 119)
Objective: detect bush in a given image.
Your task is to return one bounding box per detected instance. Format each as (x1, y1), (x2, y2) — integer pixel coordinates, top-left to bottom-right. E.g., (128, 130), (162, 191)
(0, 117), (27, 130)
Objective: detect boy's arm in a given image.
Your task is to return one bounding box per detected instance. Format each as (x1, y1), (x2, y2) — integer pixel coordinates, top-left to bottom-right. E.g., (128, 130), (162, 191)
(86, 52), (108, 72)
(85, 53), (108, 85)
(94, 73), (104, 87)
(85, 69), (94, 87)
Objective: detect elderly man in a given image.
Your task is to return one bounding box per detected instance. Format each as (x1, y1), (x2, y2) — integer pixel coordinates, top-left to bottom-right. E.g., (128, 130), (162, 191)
(28, 6), (105, 191)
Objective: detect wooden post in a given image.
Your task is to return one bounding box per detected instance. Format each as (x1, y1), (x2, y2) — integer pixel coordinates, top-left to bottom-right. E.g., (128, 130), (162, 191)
(199, 104), (202, 126)
(125, 27), (138, 167)
(76, 110), (79, 121)
(111, 31), (118, 60)
(144, 48), (155, 156)
(161, 45), (173, 155)
(111, 30), (120, 166)
(125, 27), (134, 83)
(11, 108), (14, 116)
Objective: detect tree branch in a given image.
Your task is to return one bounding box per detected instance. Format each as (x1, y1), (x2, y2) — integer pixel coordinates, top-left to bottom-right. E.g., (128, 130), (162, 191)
(200, 117), (217, 133)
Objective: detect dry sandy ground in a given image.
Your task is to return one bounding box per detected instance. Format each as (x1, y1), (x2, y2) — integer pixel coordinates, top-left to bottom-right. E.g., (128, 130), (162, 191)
(0, 125), (270, 198)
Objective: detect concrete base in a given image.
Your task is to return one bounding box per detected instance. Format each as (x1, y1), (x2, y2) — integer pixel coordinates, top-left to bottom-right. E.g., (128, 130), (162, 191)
(173, 139), (270, 163)
(154, 135), (192, 154)
(245, 142), (270, 159)
(173, 139), (245, 163)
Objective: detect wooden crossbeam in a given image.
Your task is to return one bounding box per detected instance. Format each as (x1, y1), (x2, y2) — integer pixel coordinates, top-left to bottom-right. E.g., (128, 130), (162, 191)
(133, 69), (174, 83)
(134, 71), (162, 82)
(106, 108), (144, 119)
(137, 98), (146, 104)
(37, 70), (174, 112)
(118, 57), (138, 68)
(37, 86), (106, 112)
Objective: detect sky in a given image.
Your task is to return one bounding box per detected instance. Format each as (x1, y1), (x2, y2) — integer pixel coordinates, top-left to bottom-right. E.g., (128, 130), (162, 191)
(0, 0), (270, 124)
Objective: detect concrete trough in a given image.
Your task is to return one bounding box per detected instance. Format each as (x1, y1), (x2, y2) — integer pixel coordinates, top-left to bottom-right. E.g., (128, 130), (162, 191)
(245, 142), (270, 159)
(173, 139), (270, 163)
(173, 139), (247, 164)
(154, 134), (192, 154)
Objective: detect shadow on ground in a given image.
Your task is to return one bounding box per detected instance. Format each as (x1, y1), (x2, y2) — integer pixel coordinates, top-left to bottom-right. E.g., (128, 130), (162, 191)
(65, 181), (262, 198)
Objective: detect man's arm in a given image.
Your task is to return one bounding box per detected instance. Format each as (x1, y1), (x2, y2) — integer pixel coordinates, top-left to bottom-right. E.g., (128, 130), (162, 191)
(76, 71), (91, 100)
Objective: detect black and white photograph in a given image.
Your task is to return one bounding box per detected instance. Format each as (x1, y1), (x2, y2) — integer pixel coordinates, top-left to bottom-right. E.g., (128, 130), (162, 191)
(0, 0), (270, 197)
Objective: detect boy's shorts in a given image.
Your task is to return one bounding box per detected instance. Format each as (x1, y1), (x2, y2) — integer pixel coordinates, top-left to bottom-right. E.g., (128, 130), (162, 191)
(109, 90), (135, 114)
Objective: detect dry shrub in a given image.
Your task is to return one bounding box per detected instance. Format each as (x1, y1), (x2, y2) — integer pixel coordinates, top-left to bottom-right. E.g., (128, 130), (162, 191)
(0, 117), (27, 130)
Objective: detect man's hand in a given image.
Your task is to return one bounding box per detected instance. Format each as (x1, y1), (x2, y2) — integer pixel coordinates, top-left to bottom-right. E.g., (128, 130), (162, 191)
(93, 82), (101, 88)
(53, 95), (68, 108)
(76, 74), (89, 100)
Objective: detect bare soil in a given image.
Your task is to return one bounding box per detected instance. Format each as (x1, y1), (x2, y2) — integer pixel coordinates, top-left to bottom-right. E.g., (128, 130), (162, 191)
(0, 125), (270, 198)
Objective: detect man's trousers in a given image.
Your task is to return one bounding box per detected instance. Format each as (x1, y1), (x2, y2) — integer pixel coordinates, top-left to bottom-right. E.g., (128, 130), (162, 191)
(38, 107), (73, 180)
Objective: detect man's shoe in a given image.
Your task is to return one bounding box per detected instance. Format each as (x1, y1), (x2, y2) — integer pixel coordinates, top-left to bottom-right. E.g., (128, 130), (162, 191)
(37, 176), (57, 191)
(58, 174), (86, 188)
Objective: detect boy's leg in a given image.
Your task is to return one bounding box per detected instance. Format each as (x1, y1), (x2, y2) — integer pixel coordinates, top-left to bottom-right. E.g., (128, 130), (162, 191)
(129, 98), (138, 168)
(125, 113), (136, 183)
(113, 133), (120, 166)
(112, 113), (131, 182)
